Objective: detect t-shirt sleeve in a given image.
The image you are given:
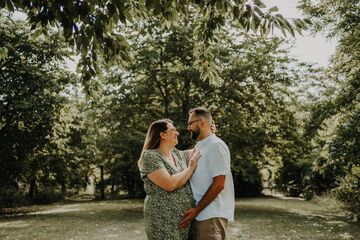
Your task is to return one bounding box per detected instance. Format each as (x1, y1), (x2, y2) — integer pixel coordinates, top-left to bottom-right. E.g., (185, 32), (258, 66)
(140, 150), (165, 179)
(207, 143), (231, 178)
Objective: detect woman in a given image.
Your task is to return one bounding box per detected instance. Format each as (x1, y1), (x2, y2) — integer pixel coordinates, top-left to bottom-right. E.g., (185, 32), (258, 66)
(138, 119), (200, 240)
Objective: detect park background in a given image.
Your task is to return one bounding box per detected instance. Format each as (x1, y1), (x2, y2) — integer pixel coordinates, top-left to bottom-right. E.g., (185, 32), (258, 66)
(0, 0), (359, 239)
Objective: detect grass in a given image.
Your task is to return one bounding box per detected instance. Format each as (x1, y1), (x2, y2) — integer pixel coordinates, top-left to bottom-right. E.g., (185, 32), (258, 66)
(0, 196), (359, 240)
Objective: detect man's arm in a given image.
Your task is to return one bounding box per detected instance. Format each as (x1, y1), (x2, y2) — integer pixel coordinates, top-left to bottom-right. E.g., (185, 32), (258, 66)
(179, 175), (225, 228)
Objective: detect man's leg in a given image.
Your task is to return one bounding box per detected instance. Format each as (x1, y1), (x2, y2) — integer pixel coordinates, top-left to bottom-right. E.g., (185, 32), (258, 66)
(189, 217), (228, 240)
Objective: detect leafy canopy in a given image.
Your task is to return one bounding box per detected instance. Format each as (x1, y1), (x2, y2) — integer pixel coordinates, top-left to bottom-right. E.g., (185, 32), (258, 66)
(1, 0), (310, 92)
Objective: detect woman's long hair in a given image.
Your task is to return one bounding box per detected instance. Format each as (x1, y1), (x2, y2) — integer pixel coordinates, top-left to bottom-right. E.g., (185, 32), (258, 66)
(138, 119), (172, 169)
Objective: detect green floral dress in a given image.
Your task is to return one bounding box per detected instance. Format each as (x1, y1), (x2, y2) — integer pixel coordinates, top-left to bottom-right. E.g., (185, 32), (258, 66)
(140, 148), (195, 240)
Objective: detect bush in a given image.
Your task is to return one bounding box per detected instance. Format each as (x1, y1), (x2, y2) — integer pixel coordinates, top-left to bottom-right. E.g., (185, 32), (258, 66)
(32, 190), (64, 204)
(0, 188), (26, 208)
(302, 156), (345, 200)
(334, 166), (360, 221)
(275, 159), (311, 197)
(232, 159), (263, 197)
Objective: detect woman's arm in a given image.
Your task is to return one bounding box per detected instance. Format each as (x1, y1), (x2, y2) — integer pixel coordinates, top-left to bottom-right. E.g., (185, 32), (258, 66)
(147, 150), (200, 192)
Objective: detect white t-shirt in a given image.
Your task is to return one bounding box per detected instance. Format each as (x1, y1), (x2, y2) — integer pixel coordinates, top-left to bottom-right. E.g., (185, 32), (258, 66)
(190, 134), (235, 221)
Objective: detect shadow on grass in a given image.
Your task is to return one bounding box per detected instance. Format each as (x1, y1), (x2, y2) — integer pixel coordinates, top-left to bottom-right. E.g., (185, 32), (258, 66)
(0, 199), (144, 222)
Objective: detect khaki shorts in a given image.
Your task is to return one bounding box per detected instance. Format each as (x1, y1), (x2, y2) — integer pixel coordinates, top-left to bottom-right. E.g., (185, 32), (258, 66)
(189, 217), (228, 240)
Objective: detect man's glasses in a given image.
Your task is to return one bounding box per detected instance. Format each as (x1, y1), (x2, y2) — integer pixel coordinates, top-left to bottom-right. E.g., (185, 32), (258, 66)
(187, 119), (201, 127)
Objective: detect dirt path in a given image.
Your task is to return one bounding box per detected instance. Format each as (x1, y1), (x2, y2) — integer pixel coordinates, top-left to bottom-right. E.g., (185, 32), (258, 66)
(0, 197), (359, 240)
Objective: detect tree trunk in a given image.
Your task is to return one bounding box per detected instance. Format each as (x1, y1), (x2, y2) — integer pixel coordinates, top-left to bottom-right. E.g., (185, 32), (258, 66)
(182, 77), (191, 120)
(28, 178), (36, 199)
(111, 182), (115, 195)
(61, 181), (66, 195)
(100, 165), (105, 200)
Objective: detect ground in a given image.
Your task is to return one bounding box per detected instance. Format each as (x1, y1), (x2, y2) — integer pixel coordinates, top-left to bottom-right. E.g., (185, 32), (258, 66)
(0, 196), (359, 240)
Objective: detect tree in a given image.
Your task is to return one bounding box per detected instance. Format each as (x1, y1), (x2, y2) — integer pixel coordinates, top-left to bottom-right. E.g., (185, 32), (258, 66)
(298, 0), (360, 218)
(1, 0), (310, 90)
(0, 13), (73, 204)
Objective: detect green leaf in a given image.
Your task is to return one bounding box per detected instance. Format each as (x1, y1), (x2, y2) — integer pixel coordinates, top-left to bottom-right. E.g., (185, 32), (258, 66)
(124, 8), (133, 23)
(303, 18), (312, 25)
(264, 22), (270, 36)
(268, 6), (278, 13)
(252, 14), (261, 32)
(0, 0), (6, 8)
(33, 28), (42, 38)
(253, 6), (264, 17)
(216, 0), (223, 10)
(295, 24), (303, 36)
(253, 0), (266, 8)
(280, 27), (286, 37)
(6, 0), (14, 11)
(153, 0), (162, 15)
(145, 0), (153, 10)
(233, 6), (240, 18)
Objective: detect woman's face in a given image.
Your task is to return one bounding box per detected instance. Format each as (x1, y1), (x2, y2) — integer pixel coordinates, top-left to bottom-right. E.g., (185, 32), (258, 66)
(163, 122), (179, 147)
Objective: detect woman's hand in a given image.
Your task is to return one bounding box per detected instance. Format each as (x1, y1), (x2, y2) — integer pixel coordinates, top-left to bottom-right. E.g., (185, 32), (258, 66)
(211, 120), (216, 133)
(188, 150), (201, 169)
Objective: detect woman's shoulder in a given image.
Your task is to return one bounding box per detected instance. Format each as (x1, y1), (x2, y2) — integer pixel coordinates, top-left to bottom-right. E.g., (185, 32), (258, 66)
(171, 148), (180, 153)
(142, 149), (160, 159)
(171, 148), (185, 156)
(172, 148), (188, 161)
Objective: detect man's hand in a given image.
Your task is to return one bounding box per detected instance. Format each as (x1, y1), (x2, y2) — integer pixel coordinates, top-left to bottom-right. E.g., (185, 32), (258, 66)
(179, 207), (199, 229)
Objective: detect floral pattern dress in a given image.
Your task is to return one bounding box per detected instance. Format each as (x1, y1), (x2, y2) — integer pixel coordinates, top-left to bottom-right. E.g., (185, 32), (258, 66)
(140, 148), (195, 240)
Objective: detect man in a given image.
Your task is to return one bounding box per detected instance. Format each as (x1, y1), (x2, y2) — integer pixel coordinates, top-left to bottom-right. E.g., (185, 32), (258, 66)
(180, 107), (235, 240)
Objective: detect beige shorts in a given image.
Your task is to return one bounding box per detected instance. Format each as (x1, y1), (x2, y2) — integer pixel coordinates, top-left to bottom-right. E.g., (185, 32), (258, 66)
(189, 217), (228, 240)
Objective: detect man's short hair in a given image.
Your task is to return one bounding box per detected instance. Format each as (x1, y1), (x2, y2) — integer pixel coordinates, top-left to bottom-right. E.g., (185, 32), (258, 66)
(189, 107), (212, 123)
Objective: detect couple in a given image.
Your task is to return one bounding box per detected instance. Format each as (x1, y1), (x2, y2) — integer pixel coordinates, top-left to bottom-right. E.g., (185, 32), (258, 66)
(138, 107), (235, 240)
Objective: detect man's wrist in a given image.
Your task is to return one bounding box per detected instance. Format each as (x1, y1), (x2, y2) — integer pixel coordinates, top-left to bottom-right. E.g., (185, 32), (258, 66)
(194, 207), (201, 216)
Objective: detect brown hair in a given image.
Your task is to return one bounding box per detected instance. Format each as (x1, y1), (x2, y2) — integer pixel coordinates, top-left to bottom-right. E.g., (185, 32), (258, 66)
(189, 107), (212, 123)
(138, 119), (173, 169)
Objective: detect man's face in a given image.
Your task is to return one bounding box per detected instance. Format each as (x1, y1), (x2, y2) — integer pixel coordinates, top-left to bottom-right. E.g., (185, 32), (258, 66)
(187, 113), (201, 140)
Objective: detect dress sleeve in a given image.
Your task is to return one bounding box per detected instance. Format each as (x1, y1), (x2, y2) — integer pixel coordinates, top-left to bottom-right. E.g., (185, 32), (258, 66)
(140, 150), (165, 179)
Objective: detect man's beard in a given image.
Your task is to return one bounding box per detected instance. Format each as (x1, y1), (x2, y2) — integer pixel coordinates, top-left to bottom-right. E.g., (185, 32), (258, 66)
(190, 127), (200, 140)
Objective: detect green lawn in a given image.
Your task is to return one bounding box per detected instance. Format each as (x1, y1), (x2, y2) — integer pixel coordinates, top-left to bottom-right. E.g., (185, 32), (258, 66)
(1, 196), (359, 240)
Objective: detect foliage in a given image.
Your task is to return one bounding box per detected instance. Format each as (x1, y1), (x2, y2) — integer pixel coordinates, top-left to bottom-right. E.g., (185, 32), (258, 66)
(298, 0), (360, 218)
(32, 189), (64, 205)
(0, 13), (68, 190)
(0, 0), (310, 90)
(0, 13), (92, 206)
(275, 159), (311, 197)
(232, 158), (263, 197)
(334, 166), (360, 221)
(0, 188), (27, 208)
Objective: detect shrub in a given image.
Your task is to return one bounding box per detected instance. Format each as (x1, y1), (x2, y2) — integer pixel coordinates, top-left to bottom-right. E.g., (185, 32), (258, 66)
(334, 166), (360, 221)
(302, 156), (343, 200)
(0, 188), (26, 208)
(275, 159), (311, 197)
(32, 190), (64, 204)
(232, 159), (263, 197)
